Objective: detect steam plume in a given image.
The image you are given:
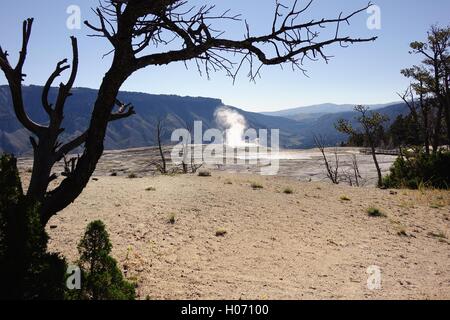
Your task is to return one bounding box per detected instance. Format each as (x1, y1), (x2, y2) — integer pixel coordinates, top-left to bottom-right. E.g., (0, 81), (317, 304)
(214, 106), (248, 147)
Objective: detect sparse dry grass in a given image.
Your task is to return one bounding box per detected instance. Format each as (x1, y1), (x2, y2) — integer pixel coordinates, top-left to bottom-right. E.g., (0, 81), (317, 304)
(396, 226), (408, 237)
(251, 182), (264, 190)
(367, 207), (386, 218)
(428, 231), (447, 239)
(283, 187), (294, 194)
(400, 189), (450, 208)
(168, 213), (176, 224)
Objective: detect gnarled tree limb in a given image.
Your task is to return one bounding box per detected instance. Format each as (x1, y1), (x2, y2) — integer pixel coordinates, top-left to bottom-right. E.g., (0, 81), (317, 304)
(0, 18), (47, 136)
(54, 102), (135, 160)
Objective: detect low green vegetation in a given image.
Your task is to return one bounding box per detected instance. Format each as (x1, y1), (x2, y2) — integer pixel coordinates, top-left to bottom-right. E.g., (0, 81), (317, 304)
(283, 187), (294, 194)
(340, 195), (351, 201)
(68, 220), (136, 300)
(0, 154), (67, 300)
(367, 207), (386, 218)
(383, 151), (450, 190)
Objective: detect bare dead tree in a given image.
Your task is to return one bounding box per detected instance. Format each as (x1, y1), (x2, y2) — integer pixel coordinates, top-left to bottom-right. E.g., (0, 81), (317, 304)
(340, 170), (354, 187)
(181, 121), (191, 174)
(182, 121), (203, 174)
(0, 1), (376, 225)
(153, 117), (168, 174)
(340, 154), (363, 187)
(313, 134), (339, 184)
(62, 154), (80, 178)
(350, 154), (362, 187)
(313, 134), (364, 186)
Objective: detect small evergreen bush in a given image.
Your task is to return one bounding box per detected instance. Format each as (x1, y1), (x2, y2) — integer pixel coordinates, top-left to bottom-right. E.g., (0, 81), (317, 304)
(383, 151), (450, 189)
(71, 220), (136, 300)
(0, 154), (66, 300)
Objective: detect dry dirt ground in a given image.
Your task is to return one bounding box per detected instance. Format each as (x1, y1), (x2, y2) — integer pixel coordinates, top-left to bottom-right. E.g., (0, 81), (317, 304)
(22, 170), (449, 300)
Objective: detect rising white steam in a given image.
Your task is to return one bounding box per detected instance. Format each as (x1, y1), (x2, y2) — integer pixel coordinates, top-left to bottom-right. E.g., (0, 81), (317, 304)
(214, 106), (248, 147)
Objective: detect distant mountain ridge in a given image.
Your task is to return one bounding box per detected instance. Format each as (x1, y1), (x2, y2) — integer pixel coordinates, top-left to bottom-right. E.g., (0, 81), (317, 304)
(262, 102), (401, 118)
(0, 85), (408, 155)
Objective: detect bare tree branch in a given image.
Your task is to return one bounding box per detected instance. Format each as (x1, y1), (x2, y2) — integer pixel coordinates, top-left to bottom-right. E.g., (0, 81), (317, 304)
(55, 101), (135, 160)
(0, 18), (47, 136)
(53, 37), (79, 117)
(16, 18), (33, 73)
(42, 59), (70, 115)
(313, 134), (339, 184)
(84, 1), (377, 83)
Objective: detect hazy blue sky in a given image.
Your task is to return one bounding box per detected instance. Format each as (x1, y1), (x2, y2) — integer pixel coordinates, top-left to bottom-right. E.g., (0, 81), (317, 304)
(0, 0), (449, 112)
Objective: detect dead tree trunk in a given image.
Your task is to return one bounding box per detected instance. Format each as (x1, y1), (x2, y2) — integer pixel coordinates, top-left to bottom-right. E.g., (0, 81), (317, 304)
(443, 68), (450, 145)
(367, 136), (383, 187)
(432, 101), (444, 154)
(155, 118), (167, 174)
(422, 103), (431, 155)
(313, 134), (339, 184)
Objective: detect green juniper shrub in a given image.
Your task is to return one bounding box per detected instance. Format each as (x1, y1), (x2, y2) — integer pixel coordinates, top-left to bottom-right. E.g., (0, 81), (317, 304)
(0, 154), (67, 300)
(383, 151), (450, 189)
(71, 220), (136, 300)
